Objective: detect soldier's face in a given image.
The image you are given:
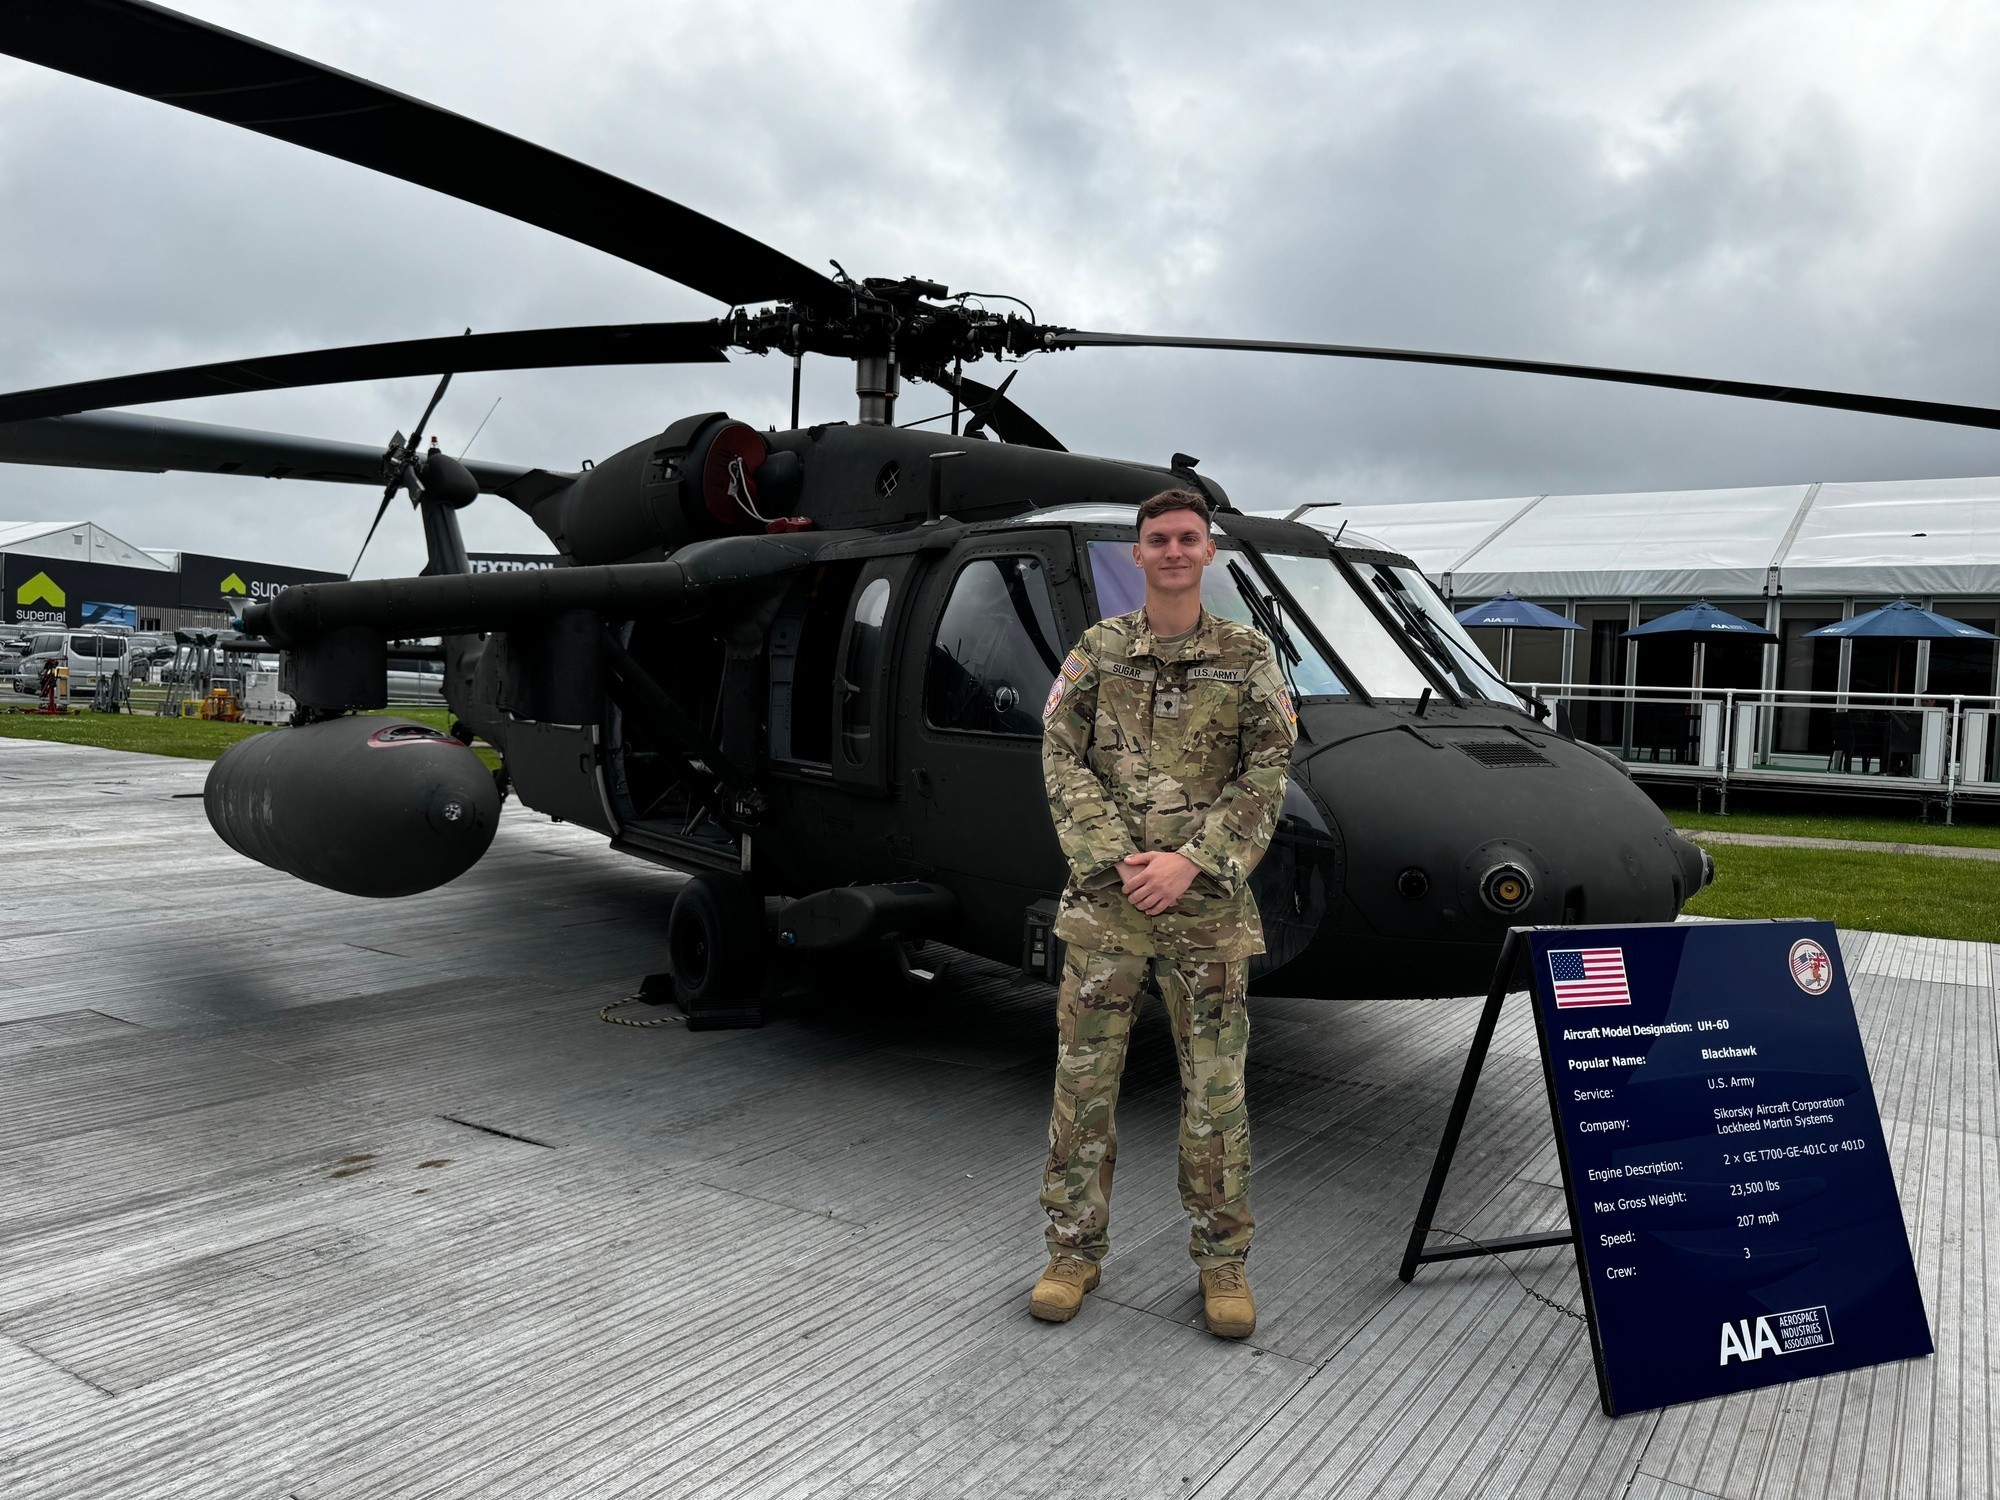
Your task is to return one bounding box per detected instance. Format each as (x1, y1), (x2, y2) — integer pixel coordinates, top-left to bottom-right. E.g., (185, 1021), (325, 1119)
(1133, 510), (1216, 597)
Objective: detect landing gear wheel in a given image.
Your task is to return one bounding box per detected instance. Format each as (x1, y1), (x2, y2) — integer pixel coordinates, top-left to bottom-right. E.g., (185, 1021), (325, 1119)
(667, 871), (767, 1029)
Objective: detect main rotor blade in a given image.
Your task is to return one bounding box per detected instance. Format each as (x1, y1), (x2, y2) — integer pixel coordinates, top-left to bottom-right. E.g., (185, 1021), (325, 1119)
(0, 323), (729, 425)
(1054, 330), (2000, 434)
(0, 1), (845, 311)
(0, 408), (555, 496)
(925, 369), (1066, 451)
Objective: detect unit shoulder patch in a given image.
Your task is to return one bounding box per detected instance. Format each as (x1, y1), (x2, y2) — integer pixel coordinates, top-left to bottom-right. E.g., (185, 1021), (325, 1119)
(1044, 677), (1069, 722)
(1275, 687), (1297, 725)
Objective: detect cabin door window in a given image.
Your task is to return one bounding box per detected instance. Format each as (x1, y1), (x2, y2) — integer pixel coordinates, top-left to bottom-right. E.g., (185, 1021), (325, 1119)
(831, 556), (913, 795)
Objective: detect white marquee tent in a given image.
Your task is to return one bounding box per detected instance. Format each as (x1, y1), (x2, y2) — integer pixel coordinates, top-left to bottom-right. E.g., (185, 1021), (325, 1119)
(1288, 475), (2000, 602)
(0, 520), (169, 572)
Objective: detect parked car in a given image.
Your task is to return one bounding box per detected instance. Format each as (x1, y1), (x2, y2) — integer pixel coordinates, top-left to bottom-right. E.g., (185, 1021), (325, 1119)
(123, 632), (176, 682)
(13, 632), (130, 698)
(0, 635), (41, 682)
(387, 654), (446, 703)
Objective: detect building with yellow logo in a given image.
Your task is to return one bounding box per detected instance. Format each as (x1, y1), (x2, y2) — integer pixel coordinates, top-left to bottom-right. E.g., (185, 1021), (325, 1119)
(0, 519), (339, 630)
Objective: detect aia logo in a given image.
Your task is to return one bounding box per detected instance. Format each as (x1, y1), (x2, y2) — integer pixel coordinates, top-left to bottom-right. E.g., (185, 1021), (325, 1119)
(1789, 938), (1833, 995)
(1720, 1305), (1833, 1364)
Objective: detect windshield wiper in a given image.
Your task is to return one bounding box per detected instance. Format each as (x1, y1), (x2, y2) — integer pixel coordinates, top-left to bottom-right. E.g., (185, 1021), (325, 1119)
(1371, 572), (1475, 691)
(1372, 571), (1538, 713)
(1227, 559), (1300, 666)
(1226, 558), (1316, 741)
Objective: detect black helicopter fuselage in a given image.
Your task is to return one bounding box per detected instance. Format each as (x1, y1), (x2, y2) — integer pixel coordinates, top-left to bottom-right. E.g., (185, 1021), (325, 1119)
(406, 416), (1711, 1001)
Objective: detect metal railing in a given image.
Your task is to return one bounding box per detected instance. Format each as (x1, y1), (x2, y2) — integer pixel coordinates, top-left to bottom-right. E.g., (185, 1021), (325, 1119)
(1519, 681), (2000, 819)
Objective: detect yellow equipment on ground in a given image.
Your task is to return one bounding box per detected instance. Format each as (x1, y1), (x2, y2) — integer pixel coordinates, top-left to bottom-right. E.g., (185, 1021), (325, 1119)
(197, 685), (242, 722)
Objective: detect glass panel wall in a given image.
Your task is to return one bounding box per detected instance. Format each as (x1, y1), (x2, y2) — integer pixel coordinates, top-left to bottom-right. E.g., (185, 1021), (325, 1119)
(1772, 603), (1841, 760)
(1926, 601), (1998, 700)
(1700, 604), (1769, 692)
(1847, 600), (1918, 697)
(1632, 604), (1696, 690)
(1508, 617), (1567, 687)
(1466, 626), (1504, 673)
(1833, 601), (1918, 775)
(1629, 603), (1698, 763)
(1574, 603), (1632, 747)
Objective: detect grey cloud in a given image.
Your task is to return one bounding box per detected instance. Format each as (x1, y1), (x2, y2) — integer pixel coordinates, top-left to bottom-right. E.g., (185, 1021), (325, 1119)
(4, 0), (2000, 580)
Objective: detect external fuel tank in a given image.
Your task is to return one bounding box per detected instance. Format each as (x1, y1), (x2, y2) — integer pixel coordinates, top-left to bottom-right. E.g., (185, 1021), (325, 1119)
(205, 717), (500, 898)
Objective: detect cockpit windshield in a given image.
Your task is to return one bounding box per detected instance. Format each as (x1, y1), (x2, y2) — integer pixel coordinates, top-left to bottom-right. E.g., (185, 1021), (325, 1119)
(1350, 560), (1519, 704)
(1257, 553), (1433, 699)
(1086, 541), (1349, 695)
(1083, 536), (1528, 705)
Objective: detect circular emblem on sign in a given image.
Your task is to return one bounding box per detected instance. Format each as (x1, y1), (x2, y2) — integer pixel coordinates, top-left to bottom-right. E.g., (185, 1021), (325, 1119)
(1789, 938), (1833, 995)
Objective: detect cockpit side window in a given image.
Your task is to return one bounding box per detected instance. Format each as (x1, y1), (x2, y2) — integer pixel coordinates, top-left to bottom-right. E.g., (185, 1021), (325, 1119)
(926, 555), (1064, 737)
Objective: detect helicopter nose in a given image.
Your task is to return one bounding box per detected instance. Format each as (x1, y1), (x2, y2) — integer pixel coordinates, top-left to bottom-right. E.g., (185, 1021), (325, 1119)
(1249, 711), (1712, 997)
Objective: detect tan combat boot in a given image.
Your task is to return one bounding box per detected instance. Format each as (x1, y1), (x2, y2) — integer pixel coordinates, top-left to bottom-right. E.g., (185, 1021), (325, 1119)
(1200, 1262), (1256, 1339)
(1028, 1255), (1102, 1323)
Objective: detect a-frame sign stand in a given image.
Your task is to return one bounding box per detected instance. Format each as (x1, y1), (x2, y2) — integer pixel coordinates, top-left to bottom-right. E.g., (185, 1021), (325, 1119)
(1399, 927), (1575, 1282)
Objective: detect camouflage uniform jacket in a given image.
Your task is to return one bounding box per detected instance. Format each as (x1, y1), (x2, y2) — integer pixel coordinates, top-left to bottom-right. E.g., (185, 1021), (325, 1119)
(1041, 607), (1298, 960)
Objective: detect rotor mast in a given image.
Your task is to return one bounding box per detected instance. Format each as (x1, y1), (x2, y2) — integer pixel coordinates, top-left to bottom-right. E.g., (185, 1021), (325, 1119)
(855, 351), (898, 425)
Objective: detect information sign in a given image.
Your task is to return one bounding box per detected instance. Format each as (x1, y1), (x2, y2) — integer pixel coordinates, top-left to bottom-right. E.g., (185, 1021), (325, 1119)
(1528, 920), (1931, 1415)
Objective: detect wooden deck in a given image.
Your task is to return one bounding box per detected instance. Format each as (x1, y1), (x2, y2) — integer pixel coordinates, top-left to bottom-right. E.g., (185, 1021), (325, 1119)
(0, 739), (1988, 1498)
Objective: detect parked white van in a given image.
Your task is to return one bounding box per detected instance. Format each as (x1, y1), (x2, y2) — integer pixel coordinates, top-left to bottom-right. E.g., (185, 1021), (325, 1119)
(13, 632), (130, 698)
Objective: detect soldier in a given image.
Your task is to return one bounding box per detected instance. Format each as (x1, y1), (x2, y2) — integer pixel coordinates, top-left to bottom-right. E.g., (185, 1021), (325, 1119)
(1031, 486), (1298, 1338)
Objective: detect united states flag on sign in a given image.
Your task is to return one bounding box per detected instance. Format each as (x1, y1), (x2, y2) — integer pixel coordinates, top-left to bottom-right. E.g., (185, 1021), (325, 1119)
(1548, 948), (1631, 1008)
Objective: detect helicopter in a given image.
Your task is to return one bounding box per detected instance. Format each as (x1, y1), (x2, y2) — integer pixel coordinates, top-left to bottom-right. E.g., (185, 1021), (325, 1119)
(6, 1), (2000, 1016)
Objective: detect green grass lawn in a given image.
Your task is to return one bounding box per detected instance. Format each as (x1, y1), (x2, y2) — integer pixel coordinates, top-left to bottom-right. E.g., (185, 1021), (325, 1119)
(1686, 842), (2000, 944)
(0, 705), (465, 761)
(1671, 808), (2000, 850)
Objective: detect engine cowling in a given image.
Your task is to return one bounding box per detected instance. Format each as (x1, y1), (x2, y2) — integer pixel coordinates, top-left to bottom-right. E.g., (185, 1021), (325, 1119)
(527, 412), (775, 564)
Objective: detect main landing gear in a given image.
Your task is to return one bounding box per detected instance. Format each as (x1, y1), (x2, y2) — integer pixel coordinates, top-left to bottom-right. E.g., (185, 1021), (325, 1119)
(664, 870), (767, 1030)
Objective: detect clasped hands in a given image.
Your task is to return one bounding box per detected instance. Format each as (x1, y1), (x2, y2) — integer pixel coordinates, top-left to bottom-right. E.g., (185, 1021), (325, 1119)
(1118, 849), (1199, 916)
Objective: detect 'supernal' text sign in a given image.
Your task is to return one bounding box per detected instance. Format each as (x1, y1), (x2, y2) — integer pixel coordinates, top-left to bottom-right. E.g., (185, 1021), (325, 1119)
(1527, 920), (1932, 1415)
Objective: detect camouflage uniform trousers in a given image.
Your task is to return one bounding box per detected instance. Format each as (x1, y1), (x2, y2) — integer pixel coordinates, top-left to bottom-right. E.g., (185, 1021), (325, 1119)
(1040, 945), (1253, 1269)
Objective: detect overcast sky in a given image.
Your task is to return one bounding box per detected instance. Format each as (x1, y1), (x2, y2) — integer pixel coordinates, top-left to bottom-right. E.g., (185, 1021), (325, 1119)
(5, 1), (2000, 578)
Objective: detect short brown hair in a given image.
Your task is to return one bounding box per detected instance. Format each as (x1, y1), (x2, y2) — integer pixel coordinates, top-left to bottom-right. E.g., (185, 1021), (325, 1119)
(1136, 487), (1210, 531)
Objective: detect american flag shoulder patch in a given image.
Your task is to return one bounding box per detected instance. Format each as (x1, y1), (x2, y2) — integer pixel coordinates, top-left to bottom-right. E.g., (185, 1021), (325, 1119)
(1548, 947), (1631, 1008)
(1060, 650), (1089, 683)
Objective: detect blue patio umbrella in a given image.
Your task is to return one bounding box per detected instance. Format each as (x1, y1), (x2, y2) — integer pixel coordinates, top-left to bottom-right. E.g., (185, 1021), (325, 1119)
(1453, 594), (1580, 685)
(1803, 599), (1999, 641)
(1620, 603), (1774, 716)
(1623, 602), (1776, 639)
(1453, 593), (1582, 630)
